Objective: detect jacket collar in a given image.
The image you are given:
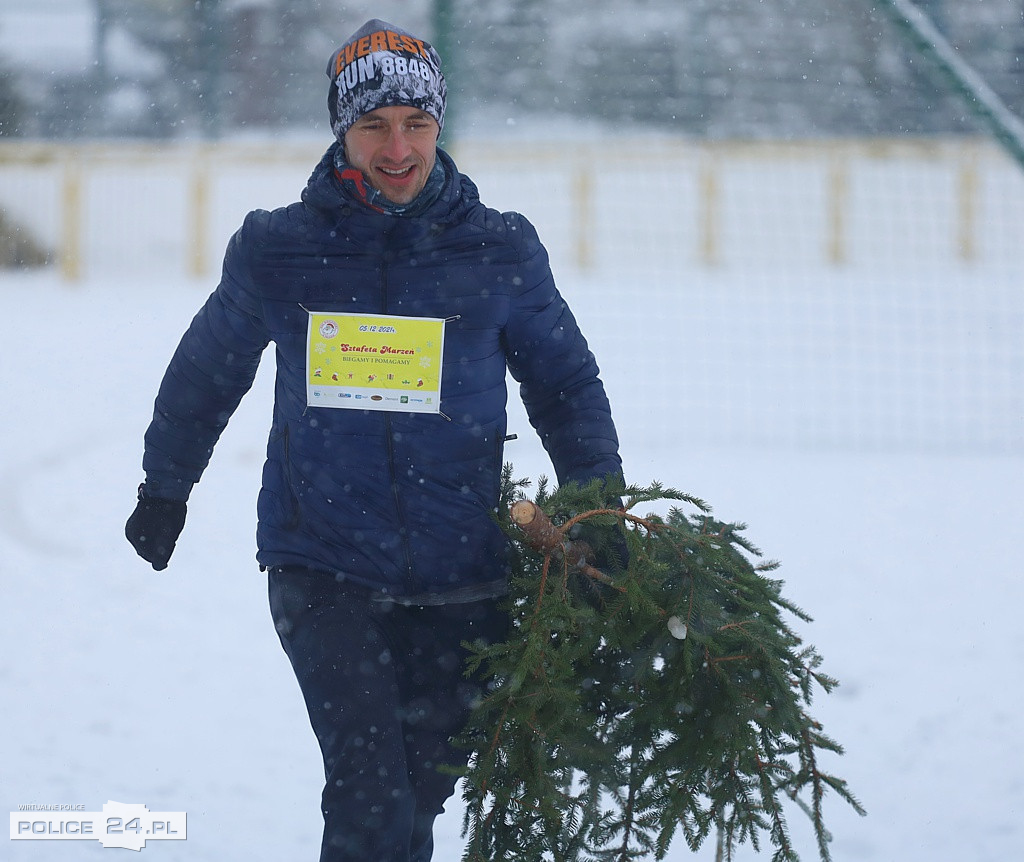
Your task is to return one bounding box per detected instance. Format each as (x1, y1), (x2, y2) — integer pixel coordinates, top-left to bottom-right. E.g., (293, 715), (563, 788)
(301, 142), (475, 233)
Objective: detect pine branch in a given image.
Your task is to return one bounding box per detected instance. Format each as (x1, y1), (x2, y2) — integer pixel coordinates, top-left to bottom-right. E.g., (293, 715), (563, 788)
(458, 470), (865, 862)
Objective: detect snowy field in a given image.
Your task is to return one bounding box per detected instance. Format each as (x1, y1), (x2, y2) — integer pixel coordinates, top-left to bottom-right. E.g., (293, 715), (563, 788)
(1, 237), (1022, 861)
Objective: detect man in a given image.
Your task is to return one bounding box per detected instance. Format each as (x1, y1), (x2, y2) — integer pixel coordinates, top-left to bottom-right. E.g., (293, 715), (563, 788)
(125, 18), (623, 862)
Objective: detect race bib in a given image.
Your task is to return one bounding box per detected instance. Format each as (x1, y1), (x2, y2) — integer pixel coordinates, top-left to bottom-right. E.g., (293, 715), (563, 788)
(306, 312), (445, 413)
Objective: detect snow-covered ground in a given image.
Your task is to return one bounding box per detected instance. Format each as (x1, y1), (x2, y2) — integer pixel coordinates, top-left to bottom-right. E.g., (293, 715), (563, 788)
(1, 239), (1021, 861)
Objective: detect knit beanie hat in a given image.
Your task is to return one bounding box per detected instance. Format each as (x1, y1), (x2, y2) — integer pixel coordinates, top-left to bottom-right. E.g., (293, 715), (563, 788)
(326, 19), (447, 142)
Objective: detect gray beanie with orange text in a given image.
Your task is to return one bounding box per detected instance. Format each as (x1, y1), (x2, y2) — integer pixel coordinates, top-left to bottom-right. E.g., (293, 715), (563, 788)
(326, 19), (447, 142)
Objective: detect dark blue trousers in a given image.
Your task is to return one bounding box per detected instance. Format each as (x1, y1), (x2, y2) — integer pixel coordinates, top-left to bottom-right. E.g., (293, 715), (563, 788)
(268, 568), (507, 862)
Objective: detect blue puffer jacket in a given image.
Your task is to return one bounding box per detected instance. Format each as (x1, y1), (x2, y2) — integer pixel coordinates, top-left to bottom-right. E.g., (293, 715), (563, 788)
(142, 144), (621, 601)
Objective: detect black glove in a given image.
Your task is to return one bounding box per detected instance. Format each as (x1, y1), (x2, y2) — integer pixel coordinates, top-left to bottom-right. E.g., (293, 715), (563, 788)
(125, 484), (187, 571)
(570, 517), (630, 575)
(567, 510), (630, 610)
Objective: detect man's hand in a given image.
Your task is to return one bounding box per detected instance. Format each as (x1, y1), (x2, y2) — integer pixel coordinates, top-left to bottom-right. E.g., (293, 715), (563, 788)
(569, 517), (630, 575)
(567, 509), (630, 609)
(125, 485), (187, 571)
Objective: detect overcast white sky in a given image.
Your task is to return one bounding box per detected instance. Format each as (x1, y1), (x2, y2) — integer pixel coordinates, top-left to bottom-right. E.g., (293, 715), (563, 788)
(0, 1), (95, 72)
(0, 0), (421, 74)
(4, 0), (86, 9)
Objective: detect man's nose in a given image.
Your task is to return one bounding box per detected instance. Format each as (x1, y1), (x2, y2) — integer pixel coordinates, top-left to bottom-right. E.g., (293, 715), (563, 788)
(381, 128), (413, 161)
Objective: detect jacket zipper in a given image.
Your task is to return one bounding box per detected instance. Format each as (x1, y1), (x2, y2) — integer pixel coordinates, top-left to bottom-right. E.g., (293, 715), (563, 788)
(379, 247), (417, 589)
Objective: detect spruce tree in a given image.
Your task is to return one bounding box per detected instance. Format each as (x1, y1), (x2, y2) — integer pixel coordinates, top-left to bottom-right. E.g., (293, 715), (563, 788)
(457, 468), (864, 862)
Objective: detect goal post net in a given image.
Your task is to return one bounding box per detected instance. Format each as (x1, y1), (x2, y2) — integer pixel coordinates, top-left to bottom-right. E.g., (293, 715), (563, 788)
(447, 0), (1024, 457)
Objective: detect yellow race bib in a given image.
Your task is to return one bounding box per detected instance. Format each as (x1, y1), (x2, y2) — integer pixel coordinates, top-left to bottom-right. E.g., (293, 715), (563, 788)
(306, 312), (446, 413)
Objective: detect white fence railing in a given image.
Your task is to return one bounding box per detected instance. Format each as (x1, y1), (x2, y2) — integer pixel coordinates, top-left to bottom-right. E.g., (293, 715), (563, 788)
(1, 136), (1022, 280)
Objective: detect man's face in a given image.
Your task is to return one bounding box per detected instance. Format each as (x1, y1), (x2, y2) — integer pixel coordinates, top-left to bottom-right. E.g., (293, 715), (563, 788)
(343, 106), (440, 205)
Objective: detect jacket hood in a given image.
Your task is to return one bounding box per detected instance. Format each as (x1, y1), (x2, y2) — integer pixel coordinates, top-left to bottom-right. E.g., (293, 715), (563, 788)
(300, 142), (478, 228)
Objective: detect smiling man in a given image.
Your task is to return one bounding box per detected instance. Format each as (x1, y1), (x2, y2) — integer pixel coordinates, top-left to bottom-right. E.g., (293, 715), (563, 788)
(326, 21), (449, 213)
(125, 17), (623, 862)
